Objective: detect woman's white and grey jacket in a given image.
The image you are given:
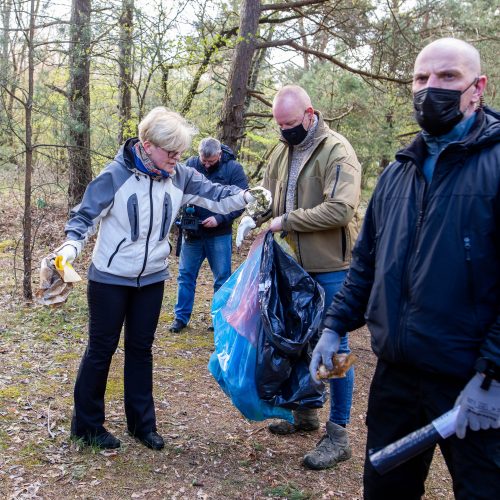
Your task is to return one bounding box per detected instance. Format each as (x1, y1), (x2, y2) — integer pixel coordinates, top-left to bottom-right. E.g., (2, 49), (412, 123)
(59, 138), (247, 287)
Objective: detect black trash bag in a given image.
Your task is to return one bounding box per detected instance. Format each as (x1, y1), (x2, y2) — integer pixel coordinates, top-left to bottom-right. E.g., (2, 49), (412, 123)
(256, 231), (326, 409)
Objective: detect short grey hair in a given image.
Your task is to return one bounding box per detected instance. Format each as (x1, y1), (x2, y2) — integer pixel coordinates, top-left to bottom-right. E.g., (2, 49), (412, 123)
(199, 137), (222, 158)
(139, 107), (198, 152)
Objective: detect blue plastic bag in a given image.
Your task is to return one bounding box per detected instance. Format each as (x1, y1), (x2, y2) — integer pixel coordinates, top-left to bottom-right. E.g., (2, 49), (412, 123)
(208, 233), (292, 422)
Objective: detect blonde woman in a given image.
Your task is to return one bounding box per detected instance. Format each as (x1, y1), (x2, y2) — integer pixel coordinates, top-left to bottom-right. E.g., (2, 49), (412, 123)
(51, 108), (262, 450)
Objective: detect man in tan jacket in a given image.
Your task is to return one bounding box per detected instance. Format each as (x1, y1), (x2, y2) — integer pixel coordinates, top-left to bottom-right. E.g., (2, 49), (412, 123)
(238, 85), (362, 469)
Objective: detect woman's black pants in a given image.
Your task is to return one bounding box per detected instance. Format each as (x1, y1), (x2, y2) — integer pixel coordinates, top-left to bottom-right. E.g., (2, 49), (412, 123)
(71, 280), (164, 438)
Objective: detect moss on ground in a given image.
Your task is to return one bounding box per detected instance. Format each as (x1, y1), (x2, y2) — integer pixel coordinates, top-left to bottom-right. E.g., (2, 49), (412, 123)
(0, 385), (23, 399)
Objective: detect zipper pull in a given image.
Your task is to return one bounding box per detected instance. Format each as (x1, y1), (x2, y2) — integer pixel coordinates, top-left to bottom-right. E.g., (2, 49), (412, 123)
(464, 237), (471, 261)
(416, 210), (424, 228)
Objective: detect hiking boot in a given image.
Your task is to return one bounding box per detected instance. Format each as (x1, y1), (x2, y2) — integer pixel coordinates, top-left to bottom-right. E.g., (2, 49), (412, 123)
(303, 421), (352, 470)
(169, 319), (186, 333)
(268, 408), (320, 435)
(71, 430), (121, 450)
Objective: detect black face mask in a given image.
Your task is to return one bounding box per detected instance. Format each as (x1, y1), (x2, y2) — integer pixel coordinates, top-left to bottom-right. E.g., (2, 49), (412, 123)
(280, 113), (309, 145)
(413, 79), (477, 136)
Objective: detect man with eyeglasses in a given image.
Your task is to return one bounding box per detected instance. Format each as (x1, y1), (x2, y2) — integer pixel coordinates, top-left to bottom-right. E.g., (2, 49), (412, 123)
(169, 137), (248, 333)
(237, 84), (362, 470)
(309, 38), (500, 498)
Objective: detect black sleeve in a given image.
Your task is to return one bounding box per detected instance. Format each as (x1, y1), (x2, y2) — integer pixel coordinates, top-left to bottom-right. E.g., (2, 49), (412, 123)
(322, 195), (377, 334)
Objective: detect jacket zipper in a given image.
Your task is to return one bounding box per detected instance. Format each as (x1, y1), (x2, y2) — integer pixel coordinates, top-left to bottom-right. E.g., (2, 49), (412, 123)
(341, 227), (347, 261)
(137, 177), (154, 287)
(107, 238), (126, 267)
(397, 177), (428, 359)
(464, 236), (476, 306)
(331, 164), (341, 197)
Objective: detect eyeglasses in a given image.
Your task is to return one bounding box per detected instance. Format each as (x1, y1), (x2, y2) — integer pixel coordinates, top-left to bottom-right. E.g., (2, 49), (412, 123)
(155, 144), (182, 159)
(200, 154), (221, 167)
(165, 149), (182, 160)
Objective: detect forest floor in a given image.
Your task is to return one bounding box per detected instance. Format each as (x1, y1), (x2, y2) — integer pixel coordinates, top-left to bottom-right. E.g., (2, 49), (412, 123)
(0, 196), (455, 499)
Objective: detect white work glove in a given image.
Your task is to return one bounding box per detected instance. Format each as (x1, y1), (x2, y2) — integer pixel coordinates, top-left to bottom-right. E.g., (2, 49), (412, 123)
(309, 328), (341, 384)
(236, 216), (256, 248)
(455, 373), (500, 439)
(53, 241), (79, 265)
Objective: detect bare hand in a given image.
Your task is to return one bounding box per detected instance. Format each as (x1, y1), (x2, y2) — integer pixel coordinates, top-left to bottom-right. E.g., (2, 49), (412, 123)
(269, 216), (283, 232)
(201, 216), (218, 228)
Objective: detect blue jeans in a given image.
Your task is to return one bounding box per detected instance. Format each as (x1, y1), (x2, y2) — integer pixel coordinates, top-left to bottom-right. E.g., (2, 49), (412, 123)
(174, 233), (232, 324)
(310, 270), (354, 426)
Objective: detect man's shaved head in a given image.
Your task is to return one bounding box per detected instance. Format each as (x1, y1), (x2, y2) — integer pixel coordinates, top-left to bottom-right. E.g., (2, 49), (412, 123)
(413, 37), (487, 119)
(273, 85), (312, 112)
(272, 85), (315, 132)
(415, 38), (481, 76)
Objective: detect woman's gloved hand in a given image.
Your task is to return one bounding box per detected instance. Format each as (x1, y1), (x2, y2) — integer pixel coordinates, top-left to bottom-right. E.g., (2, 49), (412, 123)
(53, 241), (79, 265)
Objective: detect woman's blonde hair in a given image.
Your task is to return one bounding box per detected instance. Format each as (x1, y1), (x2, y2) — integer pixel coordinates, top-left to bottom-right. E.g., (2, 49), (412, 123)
(138, 107), (198, 152)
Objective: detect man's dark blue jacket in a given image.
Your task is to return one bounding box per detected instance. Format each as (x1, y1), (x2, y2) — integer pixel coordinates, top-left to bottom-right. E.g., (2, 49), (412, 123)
(185, 144), (248, 237)
(323, 107), (500, 381)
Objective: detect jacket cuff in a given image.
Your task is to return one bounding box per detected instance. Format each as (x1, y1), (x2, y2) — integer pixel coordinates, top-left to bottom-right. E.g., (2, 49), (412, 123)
(281, 213), (290, 231)
(322, 316), (348, 337)
(56, 240), (83, 258)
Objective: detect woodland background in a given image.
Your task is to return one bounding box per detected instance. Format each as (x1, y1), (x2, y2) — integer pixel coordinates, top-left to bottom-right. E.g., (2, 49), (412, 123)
(0, 0), (499, 299)
(0, 2), (499, 498)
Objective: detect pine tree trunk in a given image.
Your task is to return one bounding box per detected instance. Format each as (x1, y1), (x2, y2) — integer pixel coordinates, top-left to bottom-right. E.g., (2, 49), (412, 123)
(217, 0), (260, 154)
(118, 0), (134, 143)
(68, 0), (92, 209)
(22, 0), (35, 300)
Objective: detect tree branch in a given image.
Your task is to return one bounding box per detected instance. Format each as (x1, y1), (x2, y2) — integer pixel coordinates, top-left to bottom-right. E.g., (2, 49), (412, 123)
(247, 90), (273, 108)
(261, 0), (329, 12)
(323, 105), (354, 123)
(256, 40), (411, 84)
(32, 144), (114, 161)
(44, 84), (69, 99)
(244, 112), (274, 118)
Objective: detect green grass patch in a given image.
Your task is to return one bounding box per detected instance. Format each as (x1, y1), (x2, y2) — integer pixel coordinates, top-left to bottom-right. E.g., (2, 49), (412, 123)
(264, 483), (311, 499)
(0, 429), (10, 450)
(105, 376), (124, 399)
(54, 352), (80, 363)
(18, 442), (45, 466)
(0, 239), (15, 255)
(0, 385), (23, 399)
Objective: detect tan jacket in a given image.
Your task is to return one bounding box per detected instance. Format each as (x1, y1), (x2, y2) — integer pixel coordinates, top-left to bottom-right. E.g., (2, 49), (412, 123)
(260, 111), (361, 273)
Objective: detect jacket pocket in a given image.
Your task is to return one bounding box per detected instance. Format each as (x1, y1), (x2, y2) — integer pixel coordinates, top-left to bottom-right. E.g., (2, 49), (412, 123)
(330, 164), (341, 197)
(108, 238), (126, 267)
(127, 194), (139, 241)
(159, 192), (172, 241)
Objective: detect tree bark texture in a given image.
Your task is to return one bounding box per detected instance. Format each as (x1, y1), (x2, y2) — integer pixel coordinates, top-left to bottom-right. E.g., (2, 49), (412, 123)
(118, 0), (134, 143)
(22, 0), (35, 300)
(68, 0), (92, 209)
(217, 0), (260, 154)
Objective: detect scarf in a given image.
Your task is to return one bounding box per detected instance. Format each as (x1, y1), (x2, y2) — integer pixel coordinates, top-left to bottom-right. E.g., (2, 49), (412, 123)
(133, 142), (170, 179)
